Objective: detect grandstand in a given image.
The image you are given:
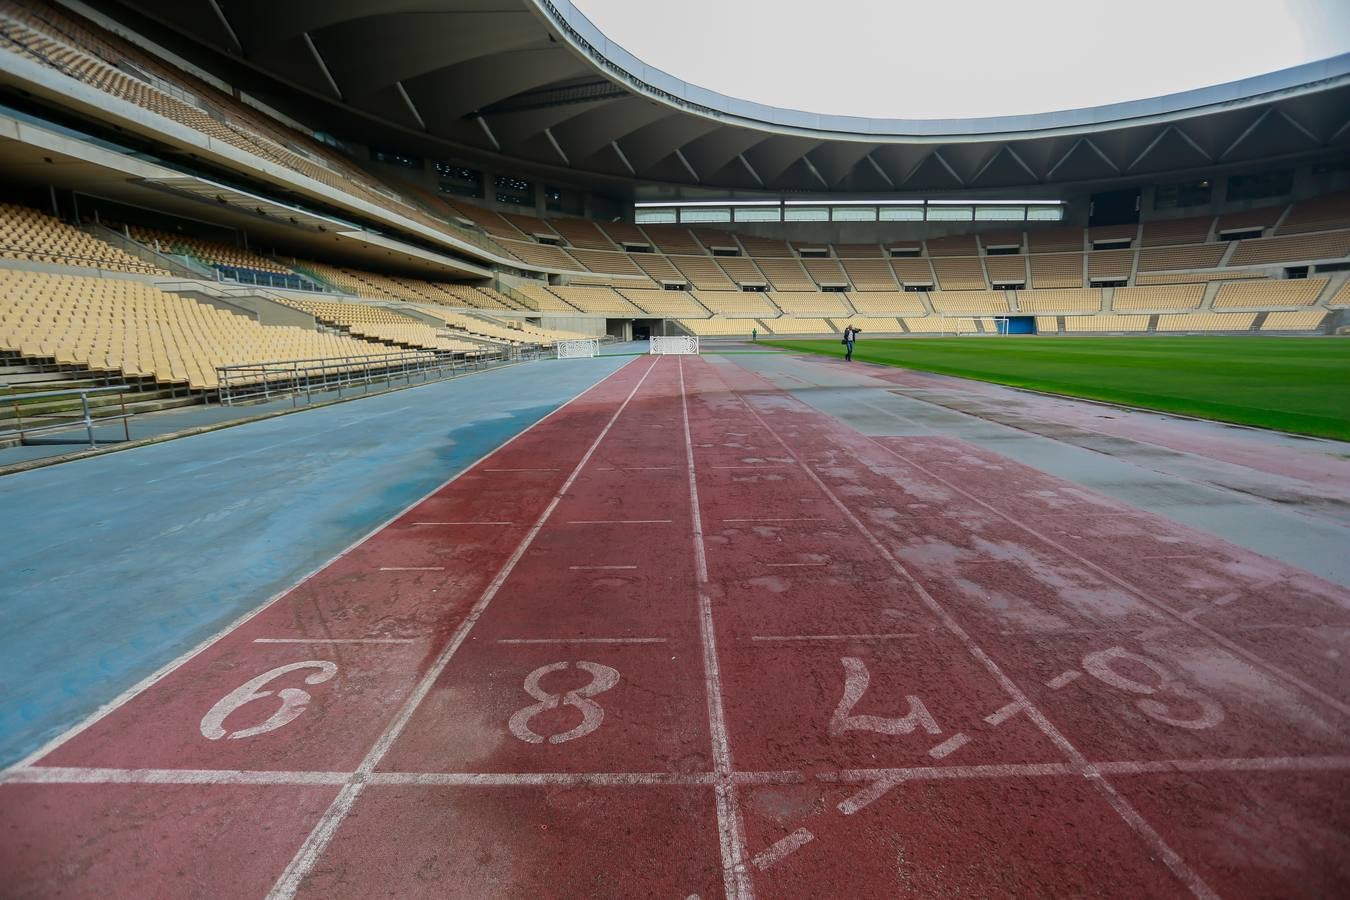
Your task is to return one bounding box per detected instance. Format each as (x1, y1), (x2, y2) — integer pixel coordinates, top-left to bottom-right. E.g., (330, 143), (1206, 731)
(1, 2), (1348, 898)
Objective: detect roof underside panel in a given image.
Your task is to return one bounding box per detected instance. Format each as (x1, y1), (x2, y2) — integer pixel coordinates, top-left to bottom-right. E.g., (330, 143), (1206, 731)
(107, 0), (1350, 193)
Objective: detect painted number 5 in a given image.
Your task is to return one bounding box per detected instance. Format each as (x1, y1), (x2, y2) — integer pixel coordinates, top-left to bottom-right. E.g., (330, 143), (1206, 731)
(199, 661), (338, 741)
(508, 661), (620, 744)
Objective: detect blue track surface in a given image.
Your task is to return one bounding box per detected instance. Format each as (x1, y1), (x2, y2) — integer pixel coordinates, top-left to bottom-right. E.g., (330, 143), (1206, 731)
(0, 355), (628, 767)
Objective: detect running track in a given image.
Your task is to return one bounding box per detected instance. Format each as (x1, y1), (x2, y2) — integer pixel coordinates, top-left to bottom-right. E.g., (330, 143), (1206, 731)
(3, 355), (1348, 898)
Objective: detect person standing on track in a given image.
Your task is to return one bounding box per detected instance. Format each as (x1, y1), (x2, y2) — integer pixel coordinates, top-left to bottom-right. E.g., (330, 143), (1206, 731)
(842, 323), (861, 362)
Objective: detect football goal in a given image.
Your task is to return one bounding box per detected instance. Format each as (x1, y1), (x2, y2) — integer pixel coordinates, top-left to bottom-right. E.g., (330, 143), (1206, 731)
(939, 316), (1009, 336)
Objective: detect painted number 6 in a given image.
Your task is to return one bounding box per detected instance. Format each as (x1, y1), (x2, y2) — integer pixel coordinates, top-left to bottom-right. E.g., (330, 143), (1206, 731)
(200, 661), (338, 741)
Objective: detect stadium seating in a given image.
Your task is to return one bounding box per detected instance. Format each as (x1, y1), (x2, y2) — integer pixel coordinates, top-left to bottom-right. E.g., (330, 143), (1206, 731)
(1027, 228), (1085, 253)
(1014, 289), (1101, 313)
(802, 258), (850, 288)
(548, 218), (615, 250)
(1111, 284), (1205, 311)
(846, 292), (928, 315)
(671, 255), (736, 290)
(620, 290), (710, 318)
(769, 292), (851, 316)
(497, 240), (584, 270)
(930, 257), (988, 290)
(512, 282), (578, 312)
(1261, 310), (1329, 330)
(984, 255), (1028, 286)
(0, 203), (167, 274)
(633, 253), (686, 284)
(1140, 217), (1213, 246)
(841, 258), (900, 290)
(1134, 270), (1266, 285)
(548, 286), (643, 316)
(679, 318), (759, 335)
(928, 292), (1010, 314)
(714, 256), (769, 287)
(1029, 253), (1084, 288)
(830, 317), (905, 333)
(694, 292), (780, 317)
(640, 225), (703, 255)
(1086, 249), (1133, 281)
(1276, 191), (1350, 235)
(1328, 282), (1350, 308)
(1060, 314), (1150, 332)
(889, 258), (937, 287)
(1228, 231), (1350, 266)
(754, 257), (816, 291)
(1156, 313), (1258, 332)
(760, 317), (836, 335)
(0, 269), (393, 390)
(1136, 244), (1228, 271)
(270, 298), (486, 354)
(1211, 278), (1327, 309)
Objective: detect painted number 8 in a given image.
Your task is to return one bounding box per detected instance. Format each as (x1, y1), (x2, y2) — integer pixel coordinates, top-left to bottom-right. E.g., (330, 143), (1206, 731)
(508, 661), (620, 744)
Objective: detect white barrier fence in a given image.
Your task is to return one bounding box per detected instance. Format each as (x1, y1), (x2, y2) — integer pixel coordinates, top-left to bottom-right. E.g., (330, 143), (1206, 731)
(556, 339), (600, 359)
(649, 335), (699, 355)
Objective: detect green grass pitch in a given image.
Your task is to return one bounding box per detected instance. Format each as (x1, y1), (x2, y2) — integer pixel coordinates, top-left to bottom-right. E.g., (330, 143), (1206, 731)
(759, 336), (1350, 440)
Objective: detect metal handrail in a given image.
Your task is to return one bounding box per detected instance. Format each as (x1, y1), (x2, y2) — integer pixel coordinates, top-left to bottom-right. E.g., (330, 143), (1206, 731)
(1, 384), (132, 448)
(215, 346), (524, 407)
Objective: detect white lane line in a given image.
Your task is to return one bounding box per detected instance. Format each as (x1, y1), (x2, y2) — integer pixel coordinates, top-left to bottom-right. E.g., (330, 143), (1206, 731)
(750, 634), (917, 643)
(267, 357), (662, 900)
(595, 466), (676, 471)
(366, 771), (711, 786)
(984, 700), (1028, 726)
(710, 465), (792, 469)
(764, 562), (828, 568)
(566, 519), (673, 525)
(568, 565), (638, 570)
(3, 364), (620, 777)
(3, 767), (350, 785)
(678, 358), (754, 900)
(837, 776), (905, 815)
(378, 566), (444, 571)
(927, 733), (971, 760)
(411, 521), (514, 526)
(723, 517), (824, 523)
(733, 392), (1219, 900)
(482, 467), (560, 472)
(495, 638), (667, 645)
(252, 638), (415, 645)
(10, 755), (1349, 789)
(752, 828), (814, 872)
(1046, 670), (1082, 690)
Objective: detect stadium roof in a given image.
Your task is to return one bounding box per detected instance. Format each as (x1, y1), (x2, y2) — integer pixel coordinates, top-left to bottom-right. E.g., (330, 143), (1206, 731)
(103, 0), (1350, 195)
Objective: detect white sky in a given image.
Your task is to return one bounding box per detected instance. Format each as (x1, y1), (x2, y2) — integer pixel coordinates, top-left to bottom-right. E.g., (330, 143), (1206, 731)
(571, 0), (1350, 119)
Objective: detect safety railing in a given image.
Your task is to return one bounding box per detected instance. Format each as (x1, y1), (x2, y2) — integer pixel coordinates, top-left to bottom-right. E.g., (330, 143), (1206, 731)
(0, 384), (132, 448)
(216, 347), (521, 407)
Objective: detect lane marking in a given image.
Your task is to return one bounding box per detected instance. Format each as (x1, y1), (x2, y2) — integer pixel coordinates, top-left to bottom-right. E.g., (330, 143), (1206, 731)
(268, 358), (662, 900)
(678, 358), (754, 900)
(752, 828), (814, 872)
(750, 634), (917, 643)
(1046, 670), (1082, 690)
(9, 754), (1350, 789)
(838, 776), (906, 815)
(723, 517), (824, 523)
(252, 638), (414, 645)
(927, 733), (971, 760)
(568, 565), (638, 571)
(764, 562), (828, 568)
(595, 466), (676, 471)
(984, 700), (1028, 726)
(483, 467), (559, 472)
(869, 429), (1350, 721)
(4, 361), (634, 776)
(710, 465), (792, 469)
(566, 519), (673, 525)
(378, 566), (444, 571)
(729, 382), (1219, 900)
(411, 521), (514, 526)
(495, 638), (667, 645)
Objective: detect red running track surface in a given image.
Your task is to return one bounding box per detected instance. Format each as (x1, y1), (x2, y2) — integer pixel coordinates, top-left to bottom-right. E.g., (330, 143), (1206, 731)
(3, 355), (1349, 899)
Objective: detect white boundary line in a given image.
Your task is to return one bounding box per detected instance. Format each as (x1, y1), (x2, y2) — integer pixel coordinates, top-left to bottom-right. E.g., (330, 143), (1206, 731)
(726, 374), (1219, 900)
(2, 359), (644, 778)
(11, 754), (1349, 787)
(678, 357), (754, 900)
(267, 357), (662, 899)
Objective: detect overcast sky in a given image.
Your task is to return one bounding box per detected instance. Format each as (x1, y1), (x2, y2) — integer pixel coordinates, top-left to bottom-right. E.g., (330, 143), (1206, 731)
(570, 0), (1350, 119)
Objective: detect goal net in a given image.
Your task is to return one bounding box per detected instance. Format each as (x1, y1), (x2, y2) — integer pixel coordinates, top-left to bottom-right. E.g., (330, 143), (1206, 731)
(940, 316), (1009, 336)
(555, 338), (600, 359)
(649, 335), (699, 355)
